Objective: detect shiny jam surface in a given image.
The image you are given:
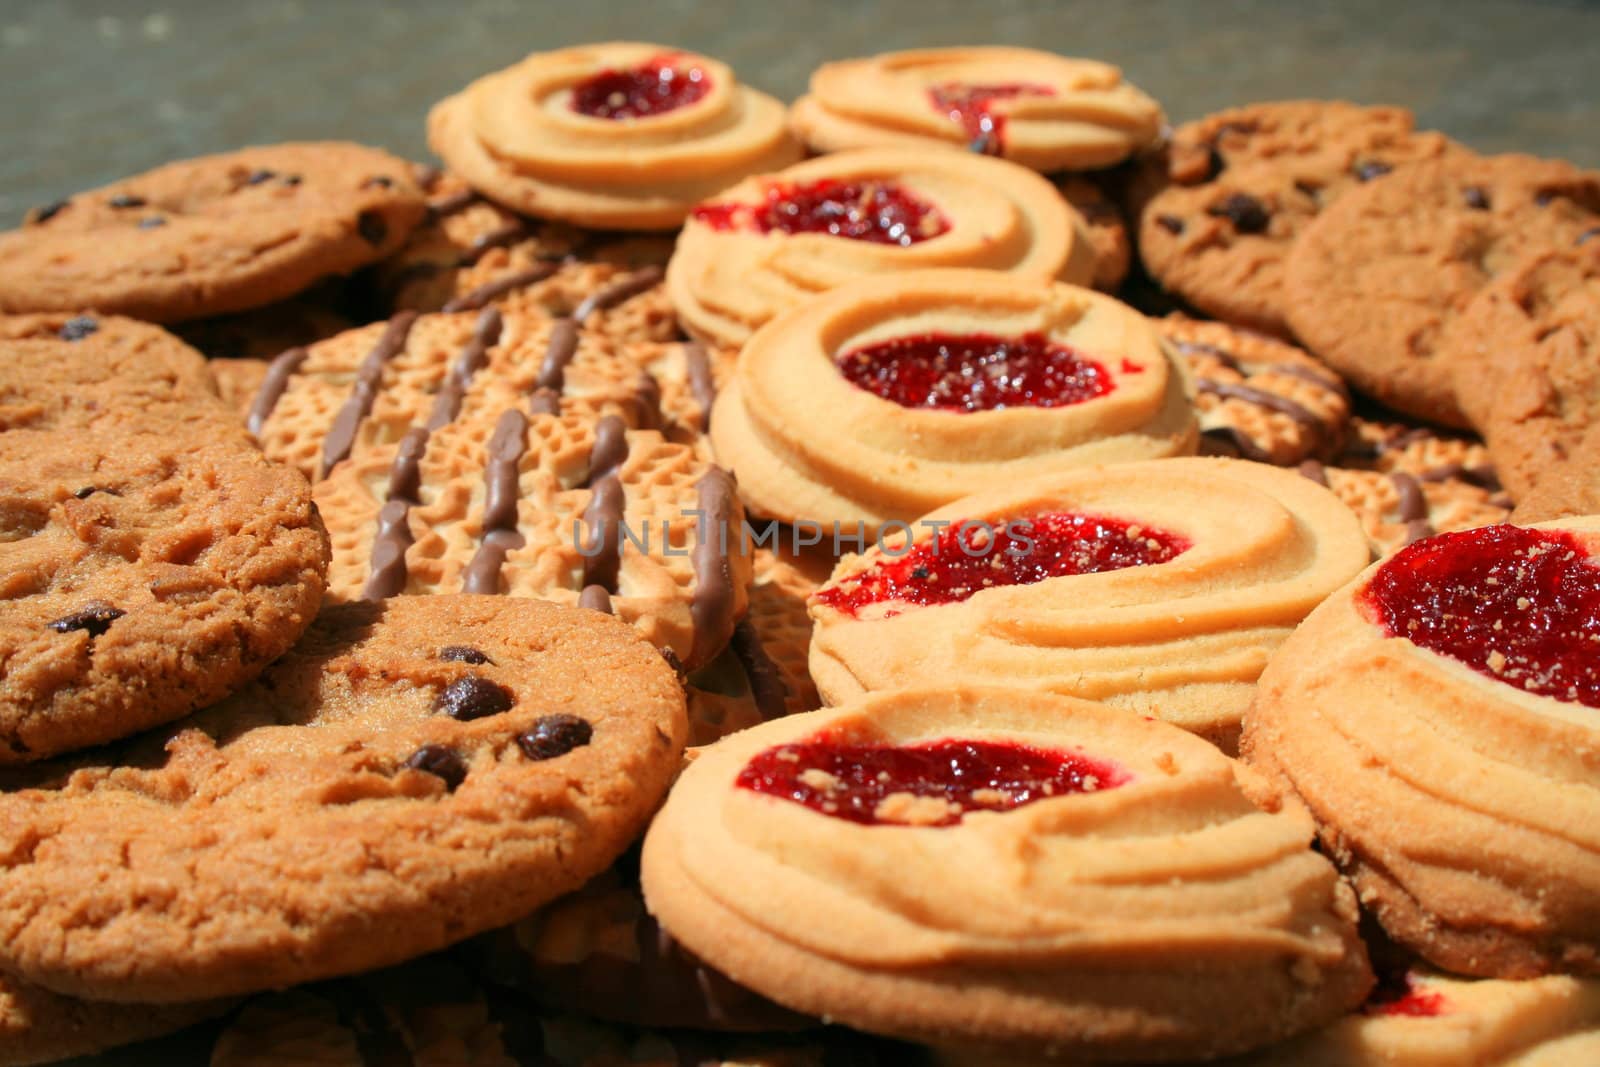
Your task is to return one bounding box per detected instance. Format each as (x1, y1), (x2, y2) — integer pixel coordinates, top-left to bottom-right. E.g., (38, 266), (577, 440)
(1361, 525), (1600, 709)
(813, 513), (1189, 618)
(1364, 973), (1451, 1018)
(736, 733), (1128, 826)
(690, 179), (950, 246)
(837, 331), (1114, 412)
(569, 58), (709, 119)
(928, 83), (1057, 152)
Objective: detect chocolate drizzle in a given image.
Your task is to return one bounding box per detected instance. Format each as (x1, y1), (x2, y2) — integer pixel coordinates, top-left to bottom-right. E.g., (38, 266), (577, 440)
(321, 312), (420, 479)
(632, 372), (662, 430)
(458, 219), (530, 266)
(573, 266), (664, 324)
(427, 307), (504, 431)
(536, 319), (580, 393)
(689, 467), (739, 667)
(578, 585), (614, 613)
(425, 187), (477, 220)
(585, 415), (629, 487)
(1196, 378), (1326, 445)
(1420, 463), (1502, 493)
(1389, 472), (1434, 544)
(730, 620), (789, 720)
(1200, 425), (1272, 463)
(246, 346), (309, 437)
(528, 387), (561, 417)
(1297, 459), (1329, 486)
(441, 262), (559, 313)
(462, 409), (528, 595)
(683, 341), (717, 432)
(363, 427), (430, 600)
(581, 477), (626, 593)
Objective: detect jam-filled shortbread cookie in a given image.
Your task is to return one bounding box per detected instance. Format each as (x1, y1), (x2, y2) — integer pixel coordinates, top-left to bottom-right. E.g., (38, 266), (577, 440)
(711, 270), (1195, 534)
(1285, 154), (1600, 426)
(1056, 176), (1130, 291)
(789, 48), (1163, 170)
(1155, 314), (1350, 465)
(0, 143), (425, 323)
(641, 688), (1372, 1061)
(808, 458), (1369, 749)
(1135, 101), (1460, 337)
(1245, 520), (1600, 978)
(0, 973), (229, 1067)
(0, 596), (686, 1002)
(666, 149), (1098, 349)
(429, 43), (801, 231)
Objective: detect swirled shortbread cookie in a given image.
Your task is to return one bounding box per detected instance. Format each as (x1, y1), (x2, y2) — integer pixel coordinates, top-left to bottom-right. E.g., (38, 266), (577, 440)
(789, 48), (1162, 171)
(430, 43), (802, 230)
(808, 458), (1369, 749)
(641, 688), (1371, 1061)
(1245, 520), (1600, 978)
(1056, 176), (1130, 291)
(0, 973), (229, 1067)
(0, 595), (686, 1002)
(666, 149), (1097, 349)
(0, 143), (425, 323)
(711, 270), (1196, 534)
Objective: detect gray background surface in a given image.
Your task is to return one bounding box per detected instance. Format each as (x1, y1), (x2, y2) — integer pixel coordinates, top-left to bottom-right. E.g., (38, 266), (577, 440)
(2, 0), (1599, 224)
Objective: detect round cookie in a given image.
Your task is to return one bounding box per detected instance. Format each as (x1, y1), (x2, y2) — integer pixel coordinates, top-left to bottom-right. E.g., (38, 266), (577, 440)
(1056, 176), (1130, 291)
(0, 595), (687, 1002)
(1244, 519), (1600, 978)
(789, 47), (1163, 171)
(710, 270), (1197, 535)
(641, 688), (1372, 1061)
(0, 143), (426, 323)
(1284, 153), (1600, 426)
(1155, 313), (1350, 465)
(429, 43), (802, 231)
(208, 357), (273, 424)
(1511, 420), (1600, 524)
(1135, 101), (1460, 337)
(0, 973), (229, 1067)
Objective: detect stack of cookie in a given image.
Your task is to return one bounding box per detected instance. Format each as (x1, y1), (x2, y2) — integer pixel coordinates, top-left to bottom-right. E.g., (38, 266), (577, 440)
(0, 36), (1597, 1067)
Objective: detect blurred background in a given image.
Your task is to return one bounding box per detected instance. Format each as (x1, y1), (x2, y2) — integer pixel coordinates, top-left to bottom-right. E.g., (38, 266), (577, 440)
(3, 0), (1598, 223)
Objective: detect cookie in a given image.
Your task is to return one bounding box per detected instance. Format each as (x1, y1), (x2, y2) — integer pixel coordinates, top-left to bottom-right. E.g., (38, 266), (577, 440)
(640, 688), (1371, 1061)
(1296, 458), (1512, 557)
(710, 270), (1196, 533)
(208, 357), (273, 423)
(173, 289), (356, 361)
(0, 595), (687, 1002)
(0, 143), (426, 323)
(808, 458), (1370, 750)
(1285, 153), (1600, 426)
(1244, 519), (1600, 978)
(666, 148), (1098, 349)
(1135, 101), (1460, 336)
(429, 43), (802, 231)
(1156, 313), (1350, 465)
(1511, 420), (1600, 524)
(0, 974), (228, 1067)
(1056, 176), (1130, 291)
(789, 48), (1163, 171)
(1446, 243), (1600, 501)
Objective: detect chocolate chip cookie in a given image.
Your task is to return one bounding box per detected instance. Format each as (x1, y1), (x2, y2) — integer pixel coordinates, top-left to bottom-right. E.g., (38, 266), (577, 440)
(0, 973), (229, 1067)
(0, 143), (426, 323)
(1056, 176), (1130, 291)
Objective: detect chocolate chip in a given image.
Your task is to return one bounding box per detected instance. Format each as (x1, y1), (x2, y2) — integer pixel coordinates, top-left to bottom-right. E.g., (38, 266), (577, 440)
(244, 169), (276, 185)
(108, 194), (146, 209)
(363, 175), (396, 189)
(517, 714), (593, 761)
(433, 675), (514, 721)
(1463, 186), (1491, 210)
(1353, 160), (1393, 182)
(1205, 146), (1226, 181)
(659, 647), (686, 680)
(58, 315), (99, 341)
(1155, 214), (1185, 235)
(357, 210), (388, 246)
(1578, 227), (1600, 246)
(403, 745), (468, 791)
(439, 645), (492, 665)
(30, 199), (69, 224)
(47, 602), (125, 637)
(1536, 191), (1556, 207)
(283, 174), (303, 186)
(1208, 193), (1271, 234)
(72, 486), (111, 499)
(137, 216), (166, 229)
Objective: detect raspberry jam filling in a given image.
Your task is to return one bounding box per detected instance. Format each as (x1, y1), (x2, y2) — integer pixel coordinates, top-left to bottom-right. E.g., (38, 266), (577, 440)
(690, 179), (950, 246)
(813, 513), (1189, 618)
(837, 331), (1114, 411)
(928, 83), (1057, 152)
(1364, 973), (1451, 1018)
(736, 732), (1128, 827)
(1361, 525), (1600, 708)
(569, 57), (709, 119)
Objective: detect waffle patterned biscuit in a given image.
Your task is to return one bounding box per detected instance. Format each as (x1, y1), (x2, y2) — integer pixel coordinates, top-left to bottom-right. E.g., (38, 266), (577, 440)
(0, 596), (687, 1002)
(1056, 176), (1130, 291)
(429, 43), (802, 230)
(711, 270), (1196, 534)
(1245, 519), (1600, 978)
(641, 689), (1371, 1061)
(1297, 458), (1512, 557)
(0, 974), (229, 1067)
(1156, 313), (1349, 466)
(809, 458), (1370, 749)
(0, 143), (425, 323)
(666, 149), (1097, 349)
(789, 48), (1163, 171)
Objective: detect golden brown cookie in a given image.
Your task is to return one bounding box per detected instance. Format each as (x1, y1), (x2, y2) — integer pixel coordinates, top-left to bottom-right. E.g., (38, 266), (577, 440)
(1296, 458), (1512, 557)
(429, 43), (802, 231)
(808, 458), (1370, 749)
(0, 973), (228, 1067)
(1285, 153), (1600, 426)
(0, 143), (425, 323)
(1056, 176), (1130, 291)
(641, 688), (1371, 1061)
(208, 358), (272, 423)
(172, 285), (356, 361)
(789, 48), (1163, 171)
(0, 595), (687, 1002)
(710, 270), (1196, 534)
(1511, 420), (1600, 524)
(665, 149), (1098, 349)
(1244, 519), (1600, 978)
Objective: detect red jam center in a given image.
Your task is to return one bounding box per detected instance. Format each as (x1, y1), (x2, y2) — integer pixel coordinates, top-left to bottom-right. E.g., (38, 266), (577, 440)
(1361, 525), (1600, 709)
(569, 58), (709, 119)
(837, 331), (1114, 412)
(736, 733), (1127, 827)
(813, 513), (1189, 618)
(928, 82), (1057, 152)
(1364, 973), (1451, 1018)
(690, 179), (950, 246)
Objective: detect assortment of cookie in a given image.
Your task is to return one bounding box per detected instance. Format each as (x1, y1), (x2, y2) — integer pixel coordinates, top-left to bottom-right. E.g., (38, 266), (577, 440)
(0, 38), (1597, 1067)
